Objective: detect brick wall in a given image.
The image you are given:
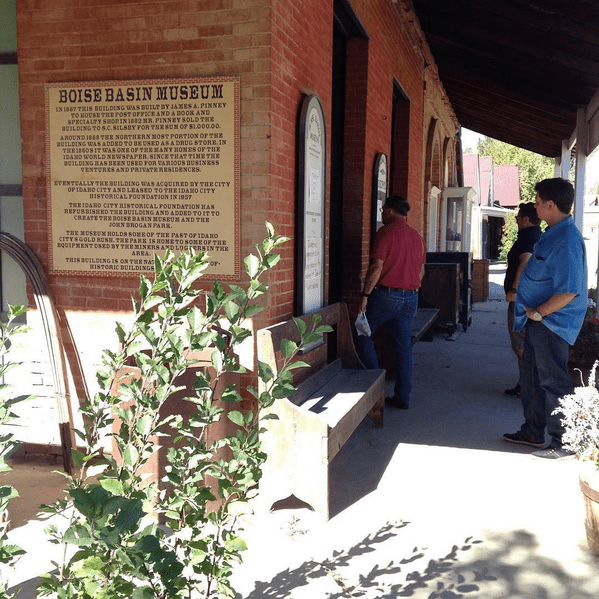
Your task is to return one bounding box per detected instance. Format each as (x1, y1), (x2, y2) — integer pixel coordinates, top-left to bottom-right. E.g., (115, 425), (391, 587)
(12, 0), (459, 438)
(17, 0), (274, 315)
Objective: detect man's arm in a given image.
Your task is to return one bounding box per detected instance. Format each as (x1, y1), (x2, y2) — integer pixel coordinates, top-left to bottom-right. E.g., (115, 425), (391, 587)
(506, 251), (532, 302)
(524, 293), (577, 319)
(360, 257), (384, 313)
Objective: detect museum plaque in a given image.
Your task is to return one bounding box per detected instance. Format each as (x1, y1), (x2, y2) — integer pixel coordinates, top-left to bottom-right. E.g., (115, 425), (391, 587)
(296, 95), (326, 315)
(45, 78), (240, 277)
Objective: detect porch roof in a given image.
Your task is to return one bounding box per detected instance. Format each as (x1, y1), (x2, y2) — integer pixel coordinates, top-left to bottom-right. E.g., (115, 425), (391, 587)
(406, 0), (599, 158)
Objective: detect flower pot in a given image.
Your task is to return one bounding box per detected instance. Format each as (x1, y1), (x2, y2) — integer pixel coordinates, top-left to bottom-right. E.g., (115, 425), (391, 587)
(579, 460), (599, 555)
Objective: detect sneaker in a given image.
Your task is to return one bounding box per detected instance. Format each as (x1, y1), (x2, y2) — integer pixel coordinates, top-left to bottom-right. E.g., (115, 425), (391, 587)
(531, 445), (575, 461)
(385, 397), (409, 410)
(503, 431), (545, 448)
(504, 384), (521, 397)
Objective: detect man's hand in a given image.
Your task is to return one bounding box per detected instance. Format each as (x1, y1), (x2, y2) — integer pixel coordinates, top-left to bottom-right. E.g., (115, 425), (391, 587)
(359, 296), (368, 313)
(524, 306), (539, 320)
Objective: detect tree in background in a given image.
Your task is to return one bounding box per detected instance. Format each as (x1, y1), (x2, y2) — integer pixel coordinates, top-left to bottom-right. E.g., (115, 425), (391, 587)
(477, 137), (553, 260)
(477, 137), (554, 204)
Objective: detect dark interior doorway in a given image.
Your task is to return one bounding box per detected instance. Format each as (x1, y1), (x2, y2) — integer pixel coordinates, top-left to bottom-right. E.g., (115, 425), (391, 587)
(330, 0), (367, 304)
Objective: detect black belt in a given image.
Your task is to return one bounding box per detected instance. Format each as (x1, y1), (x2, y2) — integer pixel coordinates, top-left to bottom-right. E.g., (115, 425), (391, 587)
(377, 285), (418, 293)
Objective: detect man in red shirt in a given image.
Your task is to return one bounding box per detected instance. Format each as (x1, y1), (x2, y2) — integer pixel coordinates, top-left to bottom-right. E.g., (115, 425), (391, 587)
(356, 195), (426, 409)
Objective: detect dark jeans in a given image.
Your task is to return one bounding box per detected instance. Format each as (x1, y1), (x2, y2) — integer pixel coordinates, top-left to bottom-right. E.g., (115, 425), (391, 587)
(355, 287), (418, 405)
(519, 320), (572, 447)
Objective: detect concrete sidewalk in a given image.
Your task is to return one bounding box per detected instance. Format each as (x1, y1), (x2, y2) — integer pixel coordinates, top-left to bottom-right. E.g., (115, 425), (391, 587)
(5, 263), (599, 598)
(231, 263), (599, 598)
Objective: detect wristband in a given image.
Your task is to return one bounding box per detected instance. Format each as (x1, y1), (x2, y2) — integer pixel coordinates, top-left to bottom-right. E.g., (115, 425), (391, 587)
(510, 288), (517, 294)
(362, 291), (370, 297)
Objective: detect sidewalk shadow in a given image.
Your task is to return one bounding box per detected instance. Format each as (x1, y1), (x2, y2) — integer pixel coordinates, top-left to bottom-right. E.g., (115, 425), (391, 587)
(329, 419), (398, 517)
(237, 523), (599, 598)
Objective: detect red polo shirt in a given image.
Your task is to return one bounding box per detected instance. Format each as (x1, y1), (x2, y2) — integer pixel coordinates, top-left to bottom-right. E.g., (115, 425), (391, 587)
(372, 219), (426, 289)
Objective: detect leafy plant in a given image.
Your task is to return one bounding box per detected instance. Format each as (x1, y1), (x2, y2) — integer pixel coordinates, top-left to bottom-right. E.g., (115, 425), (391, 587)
(554, 362), (599, 465)
(0, 304), (31, 598)
(498, 210), (517, 262)
(570, 315), (599, 368)
(498, 201), (546, 262)
(37, 223), (330, 598)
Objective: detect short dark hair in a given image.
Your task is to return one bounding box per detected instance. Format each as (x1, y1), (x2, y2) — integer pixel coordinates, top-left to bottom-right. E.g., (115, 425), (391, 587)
(534, 178), (574, 214)
(384, 195), (410, 216)
(518, 201), (540, 225)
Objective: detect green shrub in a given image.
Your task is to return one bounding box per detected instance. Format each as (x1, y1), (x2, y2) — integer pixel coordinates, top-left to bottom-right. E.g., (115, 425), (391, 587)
(37, 223), (330, 599)
(0, 304), (32, 598)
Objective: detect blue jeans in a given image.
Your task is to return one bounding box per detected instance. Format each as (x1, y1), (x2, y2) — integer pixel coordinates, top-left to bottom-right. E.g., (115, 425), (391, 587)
(355, 287), (418, 404)
(519, 320), (573, 447)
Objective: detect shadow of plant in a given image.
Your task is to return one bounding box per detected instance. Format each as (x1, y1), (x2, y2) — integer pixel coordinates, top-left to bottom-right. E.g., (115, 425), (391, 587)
(237, 523), (599, 599)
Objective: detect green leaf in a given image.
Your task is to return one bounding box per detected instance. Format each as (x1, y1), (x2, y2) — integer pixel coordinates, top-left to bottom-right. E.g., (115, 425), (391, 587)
(71, 448), (86, 468)
(225, 535), (248, 552)
(243, 303), (264, 318)
(72, 555), (106, 578)
(224, 301), (241, 324)
(123, 445), (139, 468)
(293, 317), (307, 335)
(135, 416), (153, 436)
(227, 411), (245, 426)
(132, 587), (155, 599)
(263, 252), (281, 269)
(280, 338), (298, 359)
(244, 253), (261, 278)
(99, 478), (124, 496)
(257, 361), (274, 383)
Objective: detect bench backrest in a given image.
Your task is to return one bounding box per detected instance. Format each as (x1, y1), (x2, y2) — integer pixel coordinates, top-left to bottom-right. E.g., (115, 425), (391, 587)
(257, 302), (364, 404)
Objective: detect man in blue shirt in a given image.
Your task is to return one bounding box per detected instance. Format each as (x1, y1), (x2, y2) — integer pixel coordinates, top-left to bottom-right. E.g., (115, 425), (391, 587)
(503, 178), (587, 460)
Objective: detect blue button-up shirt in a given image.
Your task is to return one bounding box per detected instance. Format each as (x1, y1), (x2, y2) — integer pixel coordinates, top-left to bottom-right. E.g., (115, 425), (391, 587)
(514, 215), (587, 345)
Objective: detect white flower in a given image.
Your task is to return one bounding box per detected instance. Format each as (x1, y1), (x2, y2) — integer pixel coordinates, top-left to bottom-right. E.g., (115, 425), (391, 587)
(554, 362), (599, 461)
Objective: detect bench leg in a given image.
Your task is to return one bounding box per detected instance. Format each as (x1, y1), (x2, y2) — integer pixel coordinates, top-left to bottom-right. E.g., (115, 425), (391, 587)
(367, 392), (384, 428)
(297, 458), (330, 520)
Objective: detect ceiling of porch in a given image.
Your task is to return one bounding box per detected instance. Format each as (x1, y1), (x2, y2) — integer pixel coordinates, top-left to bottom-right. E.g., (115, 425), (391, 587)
(408, 0), (599, 157)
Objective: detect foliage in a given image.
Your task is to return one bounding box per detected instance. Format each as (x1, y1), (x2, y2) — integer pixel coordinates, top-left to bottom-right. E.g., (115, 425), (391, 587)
(497, 202), (547, 262)
(0, 304), (31, 598)
(36, 223), (331, 599)
(569, 308), (599, 367)
(554, 362), (599, 465)
(477, 137), (555, 203)
(477, 137), (552, 262)
(498, 210), (517, 262)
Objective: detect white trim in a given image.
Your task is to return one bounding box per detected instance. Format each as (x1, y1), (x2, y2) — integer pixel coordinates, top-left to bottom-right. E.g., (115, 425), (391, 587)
(574, 107), (588, 232)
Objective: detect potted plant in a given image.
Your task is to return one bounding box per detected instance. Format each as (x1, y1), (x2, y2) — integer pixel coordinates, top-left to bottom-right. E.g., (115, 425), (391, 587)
(554, 361), (599, 554)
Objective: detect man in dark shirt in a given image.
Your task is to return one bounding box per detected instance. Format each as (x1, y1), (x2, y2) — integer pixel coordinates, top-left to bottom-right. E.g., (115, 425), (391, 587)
(503, 202), (541, 397)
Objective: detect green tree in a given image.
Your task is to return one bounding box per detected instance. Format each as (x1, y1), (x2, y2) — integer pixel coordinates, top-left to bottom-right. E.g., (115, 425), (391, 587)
(477, 137), (554, 203)
(498, 211), (517, 262)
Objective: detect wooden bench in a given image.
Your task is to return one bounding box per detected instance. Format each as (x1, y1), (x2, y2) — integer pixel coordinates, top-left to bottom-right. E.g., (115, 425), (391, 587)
(411, 307), (439, 343)
(257, 302), (385, 520)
